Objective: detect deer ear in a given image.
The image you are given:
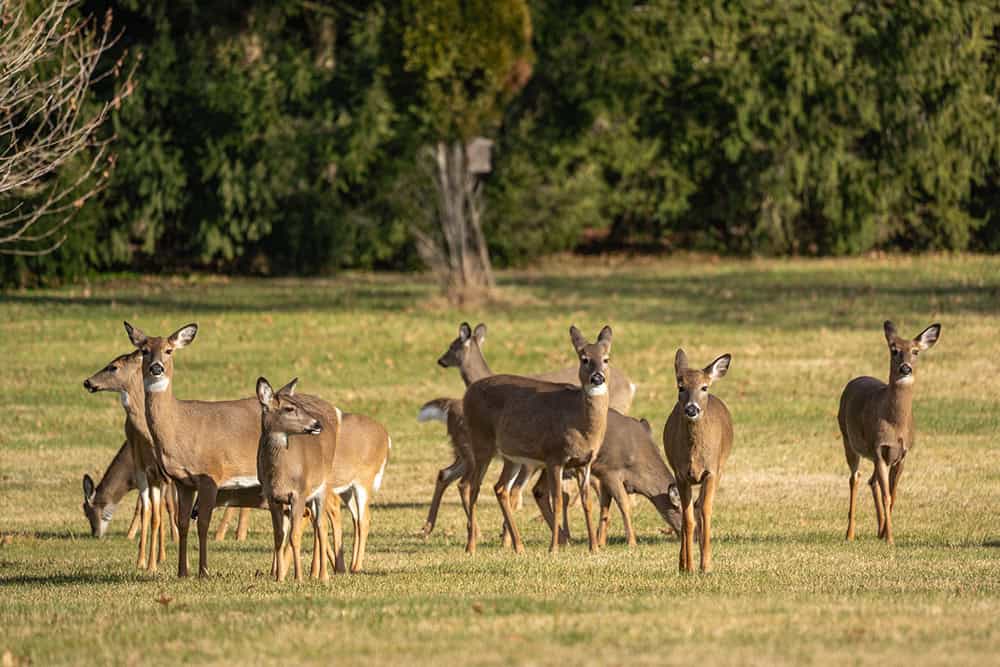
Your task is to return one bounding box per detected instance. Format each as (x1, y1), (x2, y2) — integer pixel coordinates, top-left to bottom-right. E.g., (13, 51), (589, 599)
(569, 325), (586, 352)
(256, 377), (274, 408)
(915, 323), (941, 350)
(705, 354), (732, 381)
(639, 417), (652, 435)
(277, 377), (298, 397)
(123, 321), (147, 348)
(883, 320), (898, 344)
(597, 325), (613, 350)
(459, 322), (472, 343)
(473, 323), (487, 346)
(169, 323), (198, 349)
(674, 349), (689, 375)
(83, 474), (96, 502)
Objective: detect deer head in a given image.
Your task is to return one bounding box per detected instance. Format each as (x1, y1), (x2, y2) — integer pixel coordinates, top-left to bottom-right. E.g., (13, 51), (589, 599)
(570, 325), (613, 396)
(883, 321), (941, 386)
(674, 349), (731, 422)
(437, 322), (487, 368)
(256, 377), (323, 446)
(83, 350), (142, 406)
(123, 321), (198, 395)
(81, 474), (111, 537)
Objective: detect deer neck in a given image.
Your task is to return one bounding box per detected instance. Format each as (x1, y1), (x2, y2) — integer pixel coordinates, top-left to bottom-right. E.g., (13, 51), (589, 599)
(95, 456), (134, 506)
(460, 344), (493, 386)
(144, 375), (179, 449)
(120, 372), (147, 433)
(260, 431), (290, 457)
(883, 381), (914, 430)
(578, 389), (610, 444)
(677, 409), (713, 450)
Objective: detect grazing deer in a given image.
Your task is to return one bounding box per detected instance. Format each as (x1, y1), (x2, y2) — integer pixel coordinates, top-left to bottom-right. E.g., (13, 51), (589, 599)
(587, 413), (682, 546)
(663, 349), (733, 573)
(83, 351), (175, 571)
(839, 321), (941, 545)
(419, 322), (635, 539)
(82, 442), (179, 542)
(213, 507), (252, 542)
(123, 321), (266, 578)
(463, 325), (613, 554)
(256, 377), (337, 582)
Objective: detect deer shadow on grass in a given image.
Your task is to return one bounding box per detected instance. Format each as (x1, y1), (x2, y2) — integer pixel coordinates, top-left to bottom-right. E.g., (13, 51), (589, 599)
(0, 572), (135, 587)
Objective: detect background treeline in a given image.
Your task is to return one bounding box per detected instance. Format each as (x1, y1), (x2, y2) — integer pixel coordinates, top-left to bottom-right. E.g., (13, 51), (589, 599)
(5, 0), (1000, 286)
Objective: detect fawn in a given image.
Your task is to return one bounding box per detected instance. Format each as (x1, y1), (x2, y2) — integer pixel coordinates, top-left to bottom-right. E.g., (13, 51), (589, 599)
(839, 321), (941, 544)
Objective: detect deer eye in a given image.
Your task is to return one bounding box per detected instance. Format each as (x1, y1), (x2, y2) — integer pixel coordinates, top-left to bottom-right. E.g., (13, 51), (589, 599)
(701, 386), (708, 392)
(106, 365), (117, 373)
(141, 349), (150, 357)
(165, 349), (173, 356)
(283, 406), (295, 413)
(581, 357), (589, 364)
(912, 349), (919, 357)
(603, 358), (609, 364)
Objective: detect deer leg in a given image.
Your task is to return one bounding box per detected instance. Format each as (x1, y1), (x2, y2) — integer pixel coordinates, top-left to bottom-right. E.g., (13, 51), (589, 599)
(289, 496), (305, 582)
(678, 481), (695, 573)
(135, 472), (150, 570)
(597, 482), (613, 547)
(422, 457), (464, 537)
(344, 487), (364, 573)
(845, 468), (861, 541)
(195, 482), (218, 578)
(494, 460), (525, 554)
(156, 485), (168, 563)
(577, 465), (598, 553)
(236, 507), (251, 541)
(214, 506), (236, 542)
(465, 459), (490, 555)
(875, 456), (893, 545)
(327, 496), (346, 574)
(354, 491), (372, 573)
(147, 483), (162, 572)
(310, 496), (329, 582)
(888, 459), (905, 514)
(174, 484), (195, 578)
(698, 474), (718, 573)
(269, 503), (284, 580)
(126, 495), (142, 540)
(165, 482), (179, 542)
(606, 476), (636, 548)
(869, 471), (885, 537)
(546, 462), (565, 554)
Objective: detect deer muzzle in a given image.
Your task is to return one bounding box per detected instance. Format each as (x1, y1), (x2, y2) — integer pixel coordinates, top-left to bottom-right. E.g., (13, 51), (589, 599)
(590, 371), (605, 386)
(149, 361), (165, 376)
(306, 421), (323, 435)
(83, 379), (97, 393)
(684, 403), (701, 419)
(898, 363), (912, 377)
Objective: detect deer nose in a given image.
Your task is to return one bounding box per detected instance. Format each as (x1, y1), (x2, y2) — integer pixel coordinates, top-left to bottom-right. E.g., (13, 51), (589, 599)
(83, 379), (95, 392)
(899, 363), (912, 376)
(149, 362), (165, 376)
(684, 403), (701, 418)
(590, 372), (605, 386)
(437, 357), (448, 368)
(307, 421), (323, 435)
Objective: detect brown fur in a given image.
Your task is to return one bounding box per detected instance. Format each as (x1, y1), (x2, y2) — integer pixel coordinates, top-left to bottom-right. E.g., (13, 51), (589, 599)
(83, 351), (177, 571)
(462, 325), (613, 554)
(256, 378), (338, 582)
(663, 349), (734, 573)
(838, 320), (941, 544)
(124, 321), (265, 578)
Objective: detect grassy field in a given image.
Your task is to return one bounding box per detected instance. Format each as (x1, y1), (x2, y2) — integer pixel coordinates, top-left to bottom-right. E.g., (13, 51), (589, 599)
(1, 254), (998, 665)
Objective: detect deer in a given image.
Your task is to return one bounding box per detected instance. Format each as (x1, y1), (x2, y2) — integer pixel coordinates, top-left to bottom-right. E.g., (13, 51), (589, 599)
(418, 322), (635, 540)
(83, 350), (176, 571)
(462, 325), (613, 554)
(663, 349), (733, 573)
(839, 321), (941, 545)
(82, 442), (179, 542)
(123, 321), (267, 578)
(256, 377), (337, 582)
(283, 411), (391, 574)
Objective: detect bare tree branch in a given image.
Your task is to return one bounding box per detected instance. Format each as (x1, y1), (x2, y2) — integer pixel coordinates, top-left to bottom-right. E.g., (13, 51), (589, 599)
(0, 0), (134, 255)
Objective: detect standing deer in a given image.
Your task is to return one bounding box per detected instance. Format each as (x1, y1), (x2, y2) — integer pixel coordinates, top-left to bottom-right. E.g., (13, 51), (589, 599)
(256, 377), (337, 582)
(285, 411), (391, 574)
(663, 349), (733, 573)
(213, 507), (252, 542)
(418, 322), (635, 540)
(82, 442), (179, 542)
(123, 321), (266, 578)
(463, 325), (613, 554)
(839, 321), (941, 545)
(83, 351), (175, 570)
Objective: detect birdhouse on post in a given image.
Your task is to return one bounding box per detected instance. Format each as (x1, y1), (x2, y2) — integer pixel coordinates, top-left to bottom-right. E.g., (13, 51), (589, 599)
(466, 137), (494, 175)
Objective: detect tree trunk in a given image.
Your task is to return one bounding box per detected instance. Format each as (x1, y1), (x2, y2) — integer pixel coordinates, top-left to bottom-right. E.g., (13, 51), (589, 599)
(415, 139), (495, 302)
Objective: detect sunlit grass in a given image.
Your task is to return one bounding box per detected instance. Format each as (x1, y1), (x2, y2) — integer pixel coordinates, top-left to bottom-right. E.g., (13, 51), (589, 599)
(1, 254), (998, 665)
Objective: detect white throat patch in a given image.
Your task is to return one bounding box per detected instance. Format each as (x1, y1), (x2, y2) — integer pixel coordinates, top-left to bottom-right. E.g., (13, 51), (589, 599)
(896, 375), (914, 386)
(145, 376), (170, 393)
(586, 383), (608, 397)
(119, 391), (130, 408)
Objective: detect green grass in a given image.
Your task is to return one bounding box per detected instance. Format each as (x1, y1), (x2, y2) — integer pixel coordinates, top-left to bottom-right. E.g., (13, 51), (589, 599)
(1, 254), (999, 665)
